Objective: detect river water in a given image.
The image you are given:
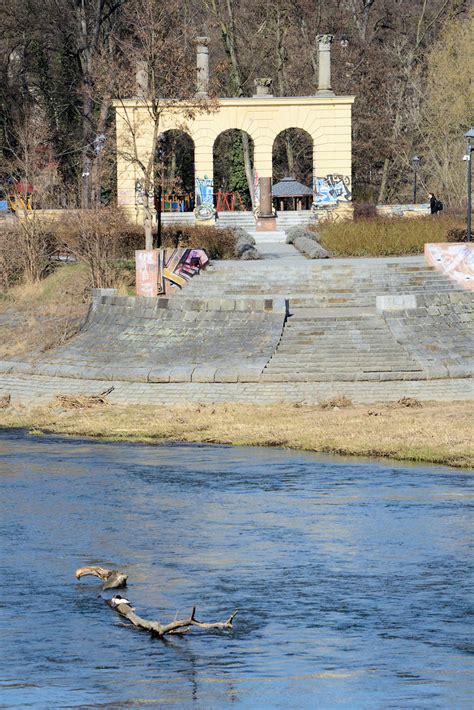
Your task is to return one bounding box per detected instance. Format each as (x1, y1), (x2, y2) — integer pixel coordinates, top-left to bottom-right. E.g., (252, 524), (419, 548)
(0, 431), (472, 709)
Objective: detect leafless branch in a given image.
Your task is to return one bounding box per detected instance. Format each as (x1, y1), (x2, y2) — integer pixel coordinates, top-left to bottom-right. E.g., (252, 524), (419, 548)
(75, 566), (238, 638)
(75, 565), (128, 589)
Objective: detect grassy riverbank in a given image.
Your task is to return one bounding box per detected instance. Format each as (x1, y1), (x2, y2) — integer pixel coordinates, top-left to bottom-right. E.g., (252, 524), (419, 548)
(1, 400), (472, 468)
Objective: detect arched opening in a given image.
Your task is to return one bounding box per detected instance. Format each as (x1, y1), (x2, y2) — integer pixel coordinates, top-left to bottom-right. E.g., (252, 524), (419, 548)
(213, 129), (254, 211)
(155, 130), (194, 212)
(272, 129), (313, 211)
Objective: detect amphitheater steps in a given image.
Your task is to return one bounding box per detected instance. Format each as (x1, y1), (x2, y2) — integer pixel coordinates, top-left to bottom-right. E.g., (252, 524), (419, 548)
(264, 309), (424, 382)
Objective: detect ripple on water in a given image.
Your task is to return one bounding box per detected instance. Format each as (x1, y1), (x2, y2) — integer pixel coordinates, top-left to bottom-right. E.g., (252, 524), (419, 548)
(0, 432), (473, 709)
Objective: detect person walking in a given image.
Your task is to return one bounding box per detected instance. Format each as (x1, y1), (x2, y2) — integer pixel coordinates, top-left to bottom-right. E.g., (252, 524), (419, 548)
(428, 192), (443, 216)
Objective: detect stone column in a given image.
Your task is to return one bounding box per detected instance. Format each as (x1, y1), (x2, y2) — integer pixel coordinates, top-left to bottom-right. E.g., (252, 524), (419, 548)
(194, 136), (214, 222)
(195, 37), (209, 98)
(253, 78), (273, 97)
(316, 34), (335, 96)
(136, 61), (148, 98)
(256, 177), (276, 231)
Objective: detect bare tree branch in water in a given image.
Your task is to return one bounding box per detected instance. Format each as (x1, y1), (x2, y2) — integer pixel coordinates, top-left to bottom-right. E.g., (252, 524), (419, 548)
(75, 566), (238, 638)
(75, 566), (128, 589)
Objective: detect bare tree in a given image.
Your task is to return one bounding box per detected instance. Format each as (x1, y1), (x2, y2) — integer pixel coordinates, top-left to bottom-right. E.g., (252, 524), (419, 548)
(114, 0), (207, 248)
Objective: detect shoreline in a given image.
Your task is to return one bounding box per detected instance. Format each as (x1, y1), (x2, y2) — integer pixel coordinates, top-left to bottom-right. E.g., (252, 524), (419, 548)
(1, 401), (472, 469)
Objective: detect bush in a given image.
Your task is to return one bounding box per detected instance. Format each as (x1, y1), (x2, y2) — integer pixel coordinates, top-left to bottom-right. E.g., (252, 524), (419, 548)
(160, 224), (237, 260)
(0, 216), (57, 290)
(54, 208), (143, 288)
(447, 227), (467, 242)
(317, 215), (463, 257)
(353, 203), (377, 221)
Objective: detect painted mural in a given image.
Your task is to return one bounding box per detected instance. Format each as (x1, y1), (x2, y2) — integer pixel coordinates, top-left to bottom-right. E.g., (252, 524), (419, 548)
(158, 248), (209, 294)
(424, 243), (474, 291)
(314, 174), (351, 206)
(135, 248), (209, 297)
(194, 176), (215, 220)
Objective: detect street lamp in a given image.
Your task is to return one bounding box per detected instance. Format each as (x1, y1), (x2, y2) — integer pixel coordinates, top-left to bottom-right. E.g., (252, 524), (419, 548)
(411, 155), (421, 204)
(464, 128), (474, 242)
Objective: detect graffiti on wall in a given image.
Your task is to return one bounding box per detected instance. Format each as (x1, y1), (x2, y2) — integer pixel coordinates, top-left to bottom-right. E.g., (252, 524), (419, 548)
(136, 248), (209, 297)
(158, 248), (209, 294)
(194, 176), (215, 220)
(424, 243), (474, 291)
(314, 174), (351, 206)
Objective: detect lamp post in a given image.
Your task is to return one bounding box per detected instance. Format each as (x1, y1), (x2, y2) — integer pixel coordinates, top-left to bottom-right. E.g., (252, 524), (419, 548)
(465, 128), (474, 242)
(411, 155), (421, 204)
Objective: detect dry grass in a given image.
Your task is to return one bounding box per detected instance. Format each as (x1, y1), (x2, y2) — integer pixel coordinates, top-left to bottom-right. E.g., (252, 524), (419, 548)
(0, 264), (90, 358)
(315, 215), (464, 256)
(0, 400), (472, 468)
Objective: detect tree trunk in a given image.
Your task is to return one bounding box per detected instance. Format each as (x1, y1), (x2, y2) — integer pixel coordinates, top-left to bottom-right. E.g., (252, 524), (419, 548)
(377, 157), (390, 204)
(206, 0), (255, 207)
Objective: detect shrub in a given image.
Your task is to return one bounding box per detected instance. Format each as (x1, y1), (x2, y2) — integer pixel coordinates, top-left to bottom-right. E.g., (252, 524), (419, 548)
(55, 208), (140, 288)
(353, 203), (377, 221)
(160, 224), (237, 259)
(316, 215), (462, 257)
(0, 215), (57, 290)
(446, 227), (467, 242)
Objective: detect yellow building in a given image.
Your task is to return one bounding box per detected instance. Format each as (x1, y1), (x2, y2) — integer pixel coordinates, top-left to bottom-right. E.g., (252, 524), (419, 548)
(113, 35), (355, 227)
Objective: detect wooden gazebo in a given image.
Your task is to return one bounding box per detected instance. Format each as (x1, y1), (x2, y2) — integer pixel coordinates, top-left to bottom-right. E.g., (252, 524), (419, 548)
(272, 176), (313, 211)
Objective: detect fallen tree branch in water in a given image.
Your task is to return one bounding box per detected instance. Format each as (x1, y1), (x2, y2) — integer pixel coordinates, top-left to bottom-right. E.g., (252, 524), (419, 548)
(108, 596), (238, 637)
(75, 566), (128, 589)
(75, 566), (237, 638)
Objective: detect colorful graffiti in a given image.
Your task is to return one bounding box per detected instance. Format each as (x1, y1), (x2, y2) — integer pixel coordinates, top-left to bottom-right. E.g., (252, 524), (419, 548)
(314, 174), (351, 206)
(158, 248), (209, 294)
(424, 243), (474, 291)
(194, 176), (215, 220)
(136, 248), (209, 296)
(136, 249), (159, 297)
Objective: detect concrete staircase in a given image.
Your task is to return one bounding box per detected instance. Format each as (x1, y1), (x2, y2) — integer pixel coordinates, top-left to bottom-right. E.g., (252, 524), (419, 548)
(181, 258), (465, 302)
(161, 210), (312, 234)
(263, 309), (424, 382)
(178, 256), (473, 382)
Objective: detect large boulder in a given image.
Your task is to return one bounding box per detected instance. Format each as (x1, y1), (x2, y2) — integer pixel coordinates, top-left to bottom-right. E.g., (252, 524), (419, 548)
(286, 225), (321, 244)
(232, 228), (261, 259)
(293, 236), (330, 259)
(231, 227), (256, 245)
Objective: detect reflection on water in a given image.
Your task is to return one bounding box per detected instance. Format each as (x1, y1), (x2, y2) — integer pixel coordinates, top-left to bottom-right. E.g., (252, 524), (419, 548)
(0, 431), (472, 709)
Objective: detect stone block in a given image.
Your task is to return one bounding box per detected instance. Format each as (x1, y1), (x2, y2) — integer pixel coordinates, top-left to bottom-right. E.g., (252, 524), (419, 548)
(148, 369), (171, 382)
(191, 366), (216, 382)
(376, 294), (417, 311)
(169, 366), (195, 382)
(214, 368), (239, 383)
(237, 367), (264, 382)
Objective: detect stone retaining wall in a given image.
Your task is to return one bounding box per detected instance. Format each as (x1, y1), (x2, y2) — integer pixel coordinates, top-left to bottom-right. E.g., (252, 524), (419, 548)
(0, 373), (471, 405)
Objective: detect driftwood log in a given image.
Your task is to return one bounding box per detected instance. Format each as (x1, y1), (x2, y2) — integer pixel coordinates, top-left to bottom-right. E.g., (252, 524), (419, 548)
(75, 566), (128, 589)
(75, 566), (237, 638)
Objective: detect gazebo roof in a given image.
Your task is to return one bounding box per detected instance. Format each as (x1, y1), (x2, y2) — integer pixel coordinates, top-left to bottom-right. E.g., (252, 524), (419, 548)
(272, 176), (313, 198)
